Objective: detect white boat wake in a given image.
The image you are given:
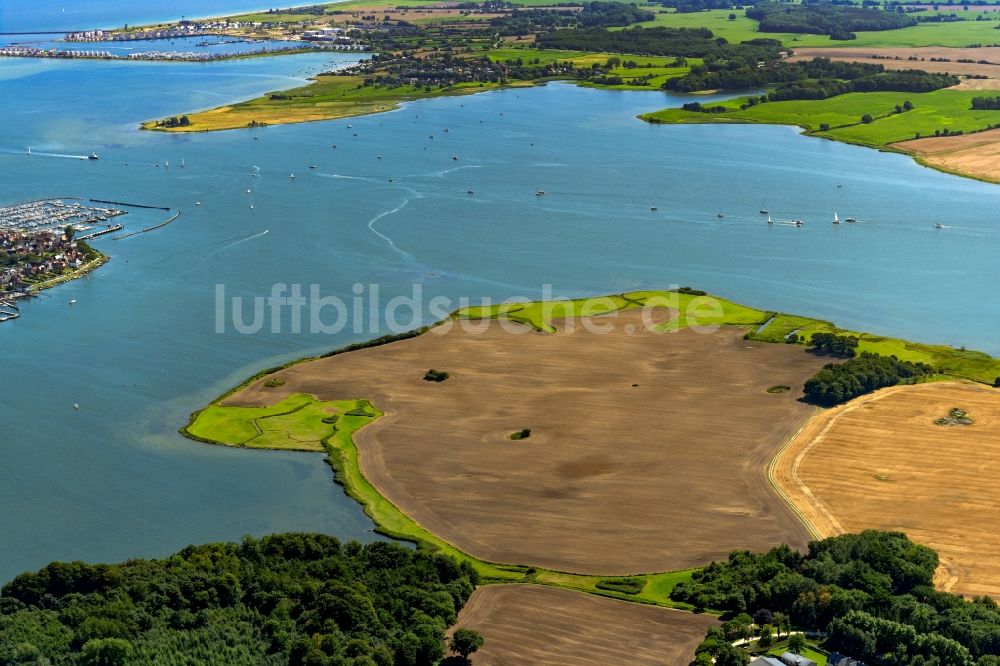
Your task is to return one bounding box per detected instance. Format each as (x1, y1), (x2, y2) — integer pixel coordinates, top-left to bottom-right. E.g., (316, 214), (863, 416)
(367, 199), (413, 261)
(217, 228), (269, 252)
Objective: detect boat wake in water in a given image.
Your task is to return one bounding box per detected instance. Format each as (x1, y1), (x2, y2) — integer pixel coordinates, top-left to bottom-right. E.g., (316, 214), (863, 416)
(367, 199), (415, 263)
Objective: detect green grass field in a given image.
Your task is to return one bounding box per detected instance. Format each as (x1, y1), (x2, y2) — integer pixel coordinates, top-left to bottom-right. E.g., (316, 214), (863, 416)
(644, 89), (1000, 149)
(751, 313), (1000, 383)
(184, 391), (699, 607)
(629, 7), (1000, 47)
(486, 48), (696, 89)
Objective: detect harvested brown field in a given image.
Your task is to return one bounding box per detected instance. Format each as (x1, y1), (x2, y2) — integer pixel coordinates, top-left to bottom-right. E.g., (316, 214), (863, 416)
(448, 584), (717, 666)
(789, 46), (1000, 79)
(895, 127), (1000, 183)
(772, 381), (1000, 598)
(229, 311), (824, 574)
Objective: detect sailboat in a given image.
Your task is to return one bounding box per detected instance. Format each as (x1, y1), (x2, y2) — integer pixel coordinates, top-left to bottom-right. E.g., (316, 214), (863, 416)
(767, 215), (773, 225)
(27, 147), (31, 155)
(833, 212), (840, 225)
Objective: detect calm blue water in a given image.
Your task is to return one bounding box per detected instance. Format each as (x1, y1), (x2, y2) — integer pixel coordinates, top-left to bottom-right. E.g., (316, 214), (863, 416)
(3, 3), (1000, 583)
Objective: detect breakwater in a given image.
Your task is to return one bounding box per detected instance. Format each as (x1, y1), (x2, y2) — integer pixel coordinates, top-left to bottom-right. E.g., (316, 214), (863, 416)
(90, 199), (169, 211)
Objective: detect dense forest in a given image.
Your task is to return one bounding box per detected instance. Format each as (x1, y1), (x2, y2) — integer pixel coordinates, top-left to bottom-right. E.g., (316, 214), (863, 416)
(747, 2), (917, 39)
(679, 531), (1000, 666)
(0, 534), (480, 666)
(537, 26), (784, 59)
(803, 352), (935, 405)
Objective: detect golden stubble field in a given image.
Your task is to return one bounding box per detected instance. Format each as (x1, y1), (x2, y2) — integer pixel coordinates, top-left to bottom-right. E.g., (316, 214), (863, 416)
(230, 311), (825, 574)
(448, 584), (717, 666)
(772, 381), (1000, 597)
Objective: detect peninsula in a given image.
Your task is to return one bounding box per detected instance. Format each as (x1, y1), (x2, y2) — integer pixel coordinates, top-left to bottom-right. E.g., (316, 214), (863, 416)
(175, 288), (1000, 664)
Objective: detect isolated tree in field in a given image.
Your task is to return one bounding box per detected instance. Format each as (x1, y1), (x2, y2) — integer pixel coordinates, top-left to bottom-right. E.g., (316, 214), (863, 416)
(861, 113), (874, 124)
(729, 12), (738, 20)
(788, 633), (808, 654)
(450, 628), (484, 662)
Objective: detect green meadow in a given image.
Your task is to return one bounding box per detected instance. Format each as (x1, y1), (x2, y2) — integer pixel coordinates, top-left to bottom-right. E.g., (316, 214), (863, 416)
(644, 89), (1000, 149)
(630, 7), (1000, 47)
(486, 48), (696, 89)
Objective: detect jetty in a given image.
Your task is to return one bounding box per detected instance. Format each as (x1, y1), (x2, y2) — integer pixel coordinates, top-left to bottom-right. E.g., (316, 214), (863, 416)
(89, 199), (169, 211)
(0, 298), (19, 322)
(113, 212), (179, 240)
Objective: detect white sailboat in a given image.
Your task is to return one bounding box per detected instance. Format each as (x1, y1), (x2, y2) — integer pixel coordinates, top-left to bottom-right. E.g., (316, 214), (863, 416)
(833, 212), (840, 225)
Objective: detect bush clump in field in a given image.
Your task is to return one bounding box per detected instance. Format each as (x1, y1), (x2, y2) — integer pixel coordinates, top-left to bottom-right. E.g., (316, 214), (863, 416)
(321, 414), (339, 426)
(767, 385), (792, 394)
(264, 378), (286, 388)
(803, 352), (934, 406)
(345, 406), (376, 417)
(808, 332), (859, 358)
(595, 577), (646, 595)
(423, 369), (450, 382)
(935, 407), (973, 426)
(510, 428), (532, 440)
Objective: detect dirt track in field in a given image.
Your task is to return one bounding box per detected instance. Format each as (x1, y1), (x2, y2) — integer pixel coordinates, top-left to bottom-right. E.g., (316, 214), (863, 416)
(449, 585), (717, 666)
(771, 381), (1000, 597)
(230, 312), (824, 574)
(895, 128), (1000, 183)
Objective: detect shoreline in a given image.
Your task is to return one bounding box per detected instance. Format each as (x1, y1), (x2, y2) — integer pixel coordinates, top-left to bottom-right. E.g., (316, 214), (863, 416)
(640, 103), (1000, 186)
(15, 243), (108, 297)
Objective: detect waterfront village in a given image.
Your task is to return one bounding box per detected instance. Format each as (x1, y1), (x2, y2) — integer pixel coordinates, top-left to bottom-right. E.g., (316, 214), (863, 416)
(0, 228), (95, 296)
(0, 200), (125, 318)
(0, 19), (363, 62)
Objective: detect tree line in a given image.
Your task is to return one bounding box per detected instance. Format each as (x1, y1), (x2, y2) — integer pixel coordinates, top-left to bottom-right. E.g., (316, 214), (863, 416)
(678, 531), (1000, 665)
(747, 1), (917, 39)
(0, 534), (482, 665)
(538, 26), (784, 59)
(666, 56), (958, 95)
(971, 96), (1000, 110)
